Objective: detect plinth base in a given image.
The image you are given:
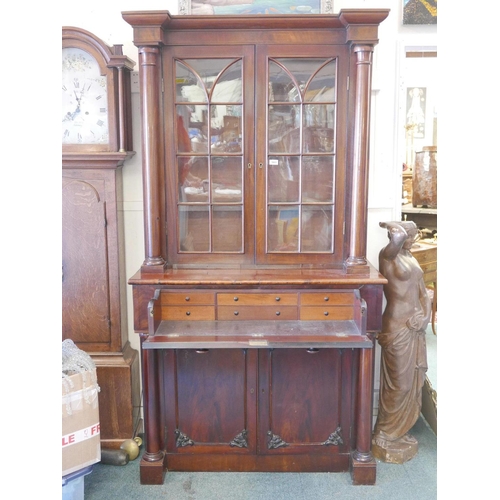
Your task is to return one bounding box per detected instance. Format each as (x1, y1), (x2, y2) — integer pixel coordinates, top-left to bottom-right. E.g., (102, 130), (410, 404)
(372, 435), (419, 464)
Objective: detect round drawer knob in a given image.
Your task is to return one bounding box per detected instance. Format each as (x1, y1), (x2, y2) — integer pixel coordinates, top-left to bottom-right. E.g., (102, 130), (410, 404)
(324, 297), (329, 301)
(324, 311), (329, 316)
(185, 296), (190, 301)
(234, 297), (239, 301)
(276, 311), (280, 316)
(186, 311), (191, 316)
(275, 297), (280, 302)
(234, 311), (239, 316)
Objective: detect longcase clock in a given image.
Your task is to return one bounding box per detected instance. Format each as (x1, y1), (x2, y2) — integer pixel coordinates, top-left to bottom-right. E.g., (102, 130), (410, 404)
(62, 26), (141, 448)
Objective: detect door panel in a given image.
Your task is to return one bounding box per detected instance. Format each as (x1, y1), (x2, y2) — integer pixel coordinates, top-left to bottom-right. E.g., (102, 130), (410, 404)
(256, 45), (349, 265)
(164, 348), (257, 453)
(258, 348), (351, 454)
(164, 45), (255, 265)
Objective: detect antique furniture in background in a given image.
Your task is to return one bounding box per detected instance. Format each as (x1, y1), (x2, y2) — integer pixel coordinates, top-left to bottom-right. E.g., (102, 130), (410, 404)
(122, 9), (389, 485)
(411, 240), (437, 334)
(62, 27), (141, 448)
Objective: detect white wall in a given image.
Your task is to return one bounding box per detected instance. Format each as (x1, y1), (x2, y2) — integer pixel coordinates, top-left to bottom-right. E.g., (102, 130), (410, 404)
(60, 0), (437, 378)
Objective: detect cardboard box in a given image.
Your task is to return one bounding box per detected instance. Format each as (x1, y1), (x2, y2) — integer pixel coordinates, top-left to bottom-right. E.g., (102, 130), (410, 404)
(62, 369), (101, 476)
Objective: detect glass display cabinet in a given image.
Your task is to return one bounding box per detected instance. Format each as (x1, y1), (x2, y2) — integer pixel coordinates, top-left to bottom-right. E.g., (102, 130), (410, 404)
(123, 9), (389, 486)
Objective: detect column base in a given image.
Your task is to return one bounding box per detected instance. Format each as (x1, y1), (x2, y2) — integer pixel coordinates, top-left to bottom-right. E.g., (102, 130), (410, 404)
(140, 453), (165, 485)
(350, 452), (376, 485)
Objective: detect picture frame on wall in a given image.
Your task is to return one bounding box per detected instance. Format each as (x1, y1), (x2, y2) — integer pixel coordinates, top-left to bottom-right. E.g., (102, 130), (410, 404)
(403, 0), (437, 25)
(406, 87), (426, 138)
(179, 0), (334, 15)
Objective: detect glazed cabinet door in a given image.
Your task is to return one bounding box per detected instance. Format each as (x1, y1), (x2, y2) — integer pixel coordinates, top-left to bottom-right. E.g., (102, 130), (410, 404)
(162, 348), (258, 456)
(258, 348), (354, 462)
(256, 45), (349, 266)
(163, 45), (255, 266)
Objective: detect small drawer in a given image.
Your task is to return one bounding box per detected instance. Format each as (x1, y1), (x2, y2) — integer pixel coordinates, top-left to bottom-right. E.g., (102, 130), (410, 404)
(161, 292), (215, 306)
(217, 293), (298, 306)
(300, 306), (354, 321)
(162, 305), (215, 321)
(300, 292), (355, 306)
(217, 306), (297, 321)
(412, 247), (437, 265)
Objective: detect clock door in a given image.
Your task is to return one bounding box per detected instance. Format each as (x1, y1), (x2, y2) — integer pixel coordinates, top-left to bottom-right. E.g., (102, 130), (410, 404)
(163, 45), (255, 266)
(255, 45), (350, 266)
(62, 176), (112, 347)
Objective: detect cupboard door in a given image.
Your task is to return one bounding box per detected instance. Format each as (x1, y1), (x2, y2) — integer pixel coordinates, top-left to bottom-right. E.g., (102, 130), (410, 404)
(258, 348), (352, 456)
(164, 45), (255, 265)
(256, 45), (349, 265)
(163, 348), (257, 454)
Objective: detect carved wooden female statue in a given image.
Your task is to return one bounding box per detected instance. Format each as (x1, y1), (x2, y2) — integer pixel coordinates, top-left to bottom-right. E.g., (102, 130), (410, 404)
(372, 221), (432, 463)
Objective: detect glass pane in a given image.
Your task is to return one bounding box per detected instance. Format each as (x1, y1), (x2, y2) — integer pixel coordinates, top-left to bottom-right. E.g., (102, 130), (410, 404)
(176, 61), (207, 103)
(211, 60), (242, 103)
(177, 105), (209, 153)
(269, 60), (300, 103)
(210, 106), (242, 153)
(305, 60), (336, 103)
(177, 59), (239, 93)
(267, 206), (299, 252)
(269, 105), (300, 153)
(272, 58), (335, 102)
(303, 104), (335, 153)
(301, 206), (333, 252)
(302, 157), (334, 202)
(178, 157), (209, 202)
(179, 206), (210, 252)
(268, 156), (299, 203)
(213, 206), (243, 252)
(212, 157), (242, 203)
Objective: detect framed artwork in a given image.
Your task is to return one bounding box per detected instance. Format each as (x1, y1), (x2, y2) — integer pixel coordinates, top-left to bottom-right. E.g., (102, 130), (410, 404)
(403, 0), (437, 25)
(406, 87), (426, 138)
(179, 0), (334, 15)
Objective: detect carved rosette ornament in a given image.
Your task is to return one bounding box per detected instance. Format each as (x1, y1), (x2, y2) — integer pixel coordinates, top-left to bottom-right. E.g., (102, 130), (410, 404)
(267, 431), (288, 449)
(230, 429), (248, 448)
(322, 426), (344, 446)
(175, 429), (194, 447)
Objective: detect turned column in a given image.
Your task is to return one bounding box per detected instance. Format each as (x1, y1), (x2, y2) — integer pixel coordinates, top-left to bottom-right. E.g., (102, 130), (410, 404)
(346, 44), (374, 270)
(351, 345), (376, 484)
(138, 46), (166, 271)
(139, 336), (164, 484)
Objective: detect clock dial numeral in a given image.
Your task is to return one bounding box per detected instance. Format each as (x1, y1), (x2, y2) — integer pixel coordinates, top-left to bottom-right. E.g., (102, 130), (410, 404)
(62, 47), (109, 145)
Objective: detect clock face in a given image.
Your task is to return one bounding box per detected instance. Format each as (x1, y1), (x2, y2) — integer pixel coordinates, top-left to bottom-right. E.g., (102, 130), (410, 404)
(62, 47), (109, 145)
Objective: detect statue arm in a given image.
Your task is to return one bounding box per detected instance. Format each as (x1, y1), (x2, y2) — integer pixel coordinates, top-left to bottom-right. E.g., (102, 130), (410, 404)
(379, 222), (408, 261)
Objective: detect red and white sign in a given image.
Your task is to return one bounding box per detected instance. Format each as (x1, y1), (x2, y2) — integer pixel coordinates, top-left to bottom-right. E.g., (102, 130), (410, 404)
(62, 423), (100, 448)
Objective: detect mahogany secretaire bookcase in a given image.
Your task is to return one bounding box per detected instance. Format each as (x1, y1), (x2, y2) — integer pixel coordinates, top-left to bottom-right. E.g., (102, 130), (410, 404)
(122, 9), (389, 485)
